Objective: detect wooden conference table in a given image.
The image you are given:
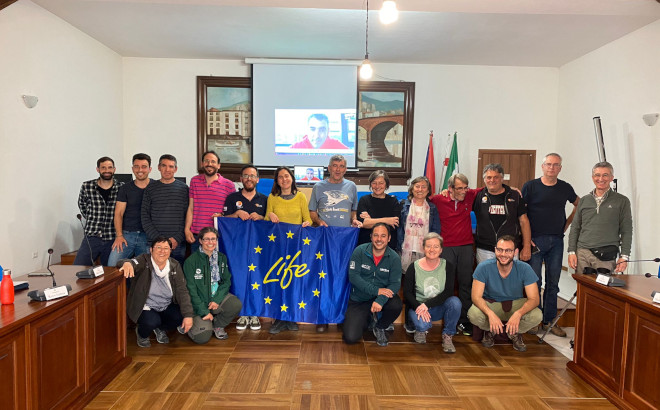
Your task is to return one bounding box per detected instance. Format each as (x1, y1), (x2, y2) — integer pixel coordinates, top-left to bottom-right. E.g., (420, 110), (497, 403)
(0, 265), (130, 409)
(568, 273), (660, 410)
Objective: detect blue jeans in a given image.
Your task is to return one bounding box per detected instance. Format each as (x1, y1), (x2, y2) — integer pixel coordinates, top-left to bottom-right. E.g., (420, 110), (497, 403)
(190, 233), (200, 254)
(73, 236), (113, 266)
(107, 231), (149, 267)
(528, 235), (564, 324)
(408, 296), (461, 335)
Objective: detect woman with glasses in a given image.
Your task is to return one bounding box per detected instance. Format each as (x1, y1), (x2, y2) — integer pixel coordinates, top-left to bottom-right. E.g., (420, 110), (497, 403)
(404, 232), (460, 352)
(183, 226), (242, 344)
(265, 166), (312, 334)
(356, 170), (402, 249)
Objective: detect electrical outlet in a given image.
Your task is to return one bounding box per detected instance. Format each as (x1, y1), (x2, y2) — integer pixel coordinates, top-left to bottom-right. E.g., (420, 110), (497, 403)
(32, 251), (38, 259)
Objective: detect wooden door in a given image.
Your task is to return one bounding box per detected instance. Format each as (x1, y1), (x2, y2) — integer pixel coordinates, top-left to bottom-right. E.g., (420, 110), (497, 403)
(477, 149), (536, 190)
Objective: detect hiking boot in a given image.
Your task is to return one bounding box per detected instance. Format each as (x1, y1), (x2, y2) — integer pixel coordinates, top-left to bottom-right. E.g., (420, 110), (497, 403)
(136, 327), (151, 348)
(269, 319), (288, 334)
(153, 328), (169, 344)
(414, 330), (427, 344)
(373, 327), (389, 347)
(527, 324), (540, 335)
(543, 323), (567, 337)
(509, 333), (527, 352)
(236, 316), (249, 330)
(481, 330), (495, 348)
(286, 321), (299, 331)
(442, 333), (456, 353)
(457, 322), (472, 336)
(214, 327), (228, 340)
(249, 316), (261, 331)
(403, 322), (415, 334)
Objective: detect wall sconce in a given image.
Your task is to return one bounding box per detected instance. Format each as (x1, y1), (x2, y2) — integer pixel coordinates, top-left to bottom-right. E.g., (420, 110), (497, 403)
(642, 113), (659, 127)
(22, 95), (38, 109)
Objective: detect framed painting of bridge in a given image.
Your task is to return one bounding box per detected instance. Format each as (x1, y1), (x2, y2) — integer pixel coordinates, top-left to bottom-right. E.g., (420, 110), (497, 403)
(197, 76), (252, 178)
(353, 81), (414, 185)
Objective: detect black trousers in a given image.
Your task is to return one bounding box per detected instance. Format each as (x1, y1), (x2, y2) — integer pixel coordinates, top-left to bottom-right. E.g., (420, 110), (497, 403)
(441, 244), (474, 324)
(342, 294), (402, 344)
(136, 303), (183, 338)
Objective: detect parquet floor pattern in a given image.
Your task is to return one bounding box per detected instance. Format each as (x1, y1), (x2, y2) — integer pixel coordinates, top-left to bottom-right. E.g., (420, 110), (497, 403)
(86, 323), (614, 410)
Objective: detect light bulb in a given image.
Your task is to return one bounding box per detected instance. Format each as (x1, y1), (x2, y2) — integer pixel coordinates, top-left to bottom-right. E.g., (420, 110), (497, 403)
(360, 60), (373, 80)
(380, 1), (398, 24)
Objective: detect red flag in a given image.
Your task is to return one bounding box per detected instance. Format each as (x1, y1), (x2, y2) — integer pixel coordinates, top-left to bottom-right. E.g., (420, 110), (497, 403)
(424, 131), (436, 195)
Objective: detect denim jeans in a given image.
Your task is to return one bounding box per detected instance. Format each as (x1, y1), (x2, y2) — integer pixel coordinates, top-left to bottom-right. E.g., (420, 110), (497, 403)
(408, 296), (461, 335)
(190, 232), (200, 254)
(107, 231), (149, 267)
(73, 236), (113, 266)
(527, 234), (564, 324)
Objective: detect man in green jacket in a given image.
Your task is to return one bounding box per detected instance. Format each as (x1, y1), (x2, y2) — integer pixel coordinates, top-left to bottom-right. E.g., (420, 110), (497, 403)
(183, 226), (242, 343)
(343, 223), (402, 347)
(568, 161), (633, 274)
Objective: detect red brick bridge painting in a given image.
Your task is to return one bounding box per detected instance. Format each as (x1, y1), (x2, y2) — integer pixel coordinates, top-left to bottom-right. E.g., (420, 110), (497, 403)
(358, 114), (403, 162)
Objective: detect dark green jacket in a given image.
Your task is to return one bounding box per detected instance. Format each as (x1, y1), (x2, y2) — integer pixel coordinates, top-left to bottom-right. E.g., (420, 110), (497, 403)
(348, 243), (402, 306)
(183, 250), (232, 317)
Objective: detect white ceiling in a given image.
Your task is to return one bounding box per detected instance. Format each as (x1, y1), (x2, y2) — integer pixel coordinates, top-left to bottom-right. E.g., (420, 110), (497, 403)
(30, 0), (660, 67)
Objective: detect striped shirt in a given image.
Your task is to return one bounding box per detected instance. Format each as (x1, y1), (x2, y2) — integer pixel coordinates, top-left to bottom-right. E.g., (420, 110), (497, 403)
(189, 174), (236, 233)
(141, 180), (189, 244)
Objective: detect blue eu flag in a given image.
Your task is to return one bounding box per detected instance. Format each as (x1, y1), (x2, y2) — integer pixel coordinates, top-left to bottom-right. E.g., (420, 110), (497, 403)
(216, 218), (358, 324)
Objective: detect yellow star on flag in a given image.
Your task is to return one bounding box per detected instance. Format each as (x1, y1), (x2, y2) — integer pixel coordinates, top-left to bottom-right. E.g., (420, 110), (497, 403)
(268, 234), (276, 242)
(303, 237), (311, 245)
(254, 246), (262, 254)
(264, 296), (272, 304)
(318, 271), (327, 279)
(313, 289), (320, 297)
(248, 263), (257, 271)
(286, 230), (294, 239)
(315, 251), (323, 260)
(280, 304), (288, 312)
(251, 282), (260, 290)
(298, 300), (307, 309)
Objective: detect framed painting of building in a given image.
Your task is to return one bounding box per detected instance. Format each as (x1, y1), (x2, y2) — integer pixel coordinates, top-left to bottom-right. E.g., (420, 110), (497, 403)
(351, 81), (414, 185)
(197, 76), (251, 176)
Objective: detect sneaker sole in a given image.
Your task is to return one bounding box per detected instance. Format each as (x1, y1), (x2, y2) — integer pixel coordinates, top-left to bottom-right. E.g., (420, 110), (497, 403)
(236, 324), (248, 330)
(250, 325), (262, 330)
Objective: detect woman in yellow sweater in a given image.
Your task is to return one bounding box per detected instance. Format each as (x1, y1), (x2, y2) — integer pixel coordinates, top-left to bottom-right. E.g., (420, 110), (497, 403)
(265, 166), (312, 334)
(265, 166), (312, 227)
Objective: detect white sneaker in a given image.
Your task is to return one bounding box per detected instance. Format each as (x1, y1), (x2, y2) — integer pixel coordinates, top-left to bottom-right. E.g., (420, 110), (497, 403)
(249, 316), (261, 330)
(236, 316), (249, 330)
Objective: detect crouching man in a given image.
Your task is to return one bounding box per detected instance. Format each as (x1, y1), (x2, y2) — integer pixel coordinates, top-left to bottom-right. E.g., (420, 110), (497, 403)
(119, 236), (194, 347)
(467, 235), (542, 352)
(343, 223), (402, 347)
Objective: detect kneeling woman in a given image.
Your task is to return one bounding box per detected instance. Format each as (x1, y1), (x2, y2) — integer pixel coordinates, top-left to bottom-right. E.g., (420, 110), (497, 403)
(183, 226), (242, 343)
(404, 232), (461, 353)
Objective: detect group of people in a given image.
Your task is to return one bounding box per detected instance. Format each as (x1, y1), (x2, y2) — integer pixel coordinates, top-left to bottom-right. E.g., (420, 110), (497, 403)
(75, 150), (631, 352)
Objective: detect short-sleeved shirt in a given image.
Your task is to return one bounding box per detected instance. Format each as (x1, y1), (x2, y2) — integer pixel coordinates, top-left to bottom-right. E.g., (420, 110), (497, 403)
(473, 259), (537, 302)
(522, 178), (577, 237)
(308, 179), (358, 227)
(117, 179), (152, 231)
(189, 174), (236, 234)
(223, 190), (268, 217)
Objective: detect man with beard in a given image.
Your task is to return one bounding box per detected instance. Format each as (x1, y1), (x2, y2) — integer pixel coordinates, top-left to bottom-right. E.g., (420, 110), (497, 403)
(74, 156), (123, 266)
(343, 223), (402, 347)
(108, 153), (153, 267)
(222, 165), (268, 331)
(142, 154), (189, 264)
(185, 151), (236, 253)
(468, 235), (542, 352)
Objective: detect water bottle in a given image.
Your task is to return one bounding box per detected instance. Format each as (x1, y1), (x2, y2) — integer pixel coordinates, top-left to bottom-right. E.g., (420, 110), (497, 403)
(0, 264), (3, 282)
(0, 269), (14, 304)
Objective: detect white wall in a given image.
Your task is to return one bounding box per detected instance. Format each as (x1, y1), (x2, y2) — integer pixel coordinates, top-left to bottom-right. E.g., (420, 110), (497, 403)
(0, 0), (123, 273)
(556, 20), (660, 298)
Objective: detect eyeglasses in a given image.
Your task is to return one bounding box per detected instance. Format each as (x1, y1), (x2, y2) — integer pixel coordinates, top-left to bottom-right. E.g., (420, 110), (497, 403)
(593, 173), (611, 178)
(495, 247), (515, 255)
(452, 186), (469, 191)
(241, 174), (258, 180)
(203, 159), (218, 165)
(153, 246), (171, 252)
(201, 237), (218, 242)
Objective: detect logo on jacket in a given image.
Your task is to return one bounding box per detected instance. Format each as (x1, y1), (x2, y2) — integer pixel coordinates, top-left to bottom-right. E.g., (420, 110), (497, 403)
(194, 268), (203, 280)
(482, 196), (488, 203)
(489, 205), (505, 215)
(235, 201), (243, 209)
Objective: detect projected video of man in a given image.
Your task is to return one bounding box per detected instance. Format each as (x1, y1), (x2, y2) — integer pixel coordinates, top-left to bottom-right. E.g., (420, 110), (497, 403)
(275, 109), (355, 155)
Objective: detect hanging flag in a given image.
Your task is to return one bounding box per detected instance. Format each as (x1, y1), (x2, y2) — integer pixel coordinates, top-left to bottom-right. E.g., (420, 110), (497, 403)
(424, 131), (436, 195)
(216, 218), (358, 324)
(441, 132), (459, 190)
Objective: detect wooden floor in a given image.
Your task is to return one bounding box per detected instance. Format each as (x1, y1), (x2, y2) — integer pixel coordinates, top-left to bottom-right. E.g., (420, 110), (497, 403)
(86, 323), (614, 410)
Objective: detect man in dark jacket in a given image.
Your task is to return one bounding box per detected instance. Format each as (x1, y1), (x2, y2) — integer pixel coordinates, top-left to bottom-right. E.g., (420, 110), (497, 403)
(343, 223), (402, 347)
(118, 236), (194, 347)
(473, 163), (531, 263)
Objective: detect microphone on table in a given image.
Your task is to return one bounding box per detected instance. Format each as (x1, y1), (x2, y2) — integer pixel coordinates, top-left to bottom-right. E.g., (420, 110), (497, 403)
(75, 214), (105, 279)
(28, 248), (72, 302)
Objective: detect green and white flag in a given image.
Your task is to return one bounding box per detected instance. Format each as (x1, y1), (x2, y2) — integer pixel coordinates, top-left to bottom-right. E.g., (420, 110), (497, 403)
(441, 132), (459, 190)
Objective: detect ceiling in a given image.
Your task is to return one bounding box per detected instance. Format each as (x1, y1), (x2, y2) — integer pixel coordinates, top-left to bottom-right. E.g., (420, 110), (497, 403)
(29, 0), (660, 67)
